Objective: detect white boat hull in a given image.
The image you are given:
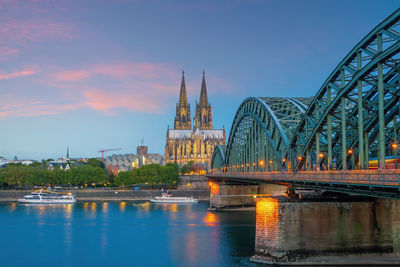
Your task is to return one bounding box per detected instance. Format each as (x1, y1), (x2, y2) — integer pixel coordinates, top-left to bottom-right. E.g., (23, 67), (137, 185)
(18, 189), (77, 204)
(18, 199), (76, 204)
(150, 198), (198, 203)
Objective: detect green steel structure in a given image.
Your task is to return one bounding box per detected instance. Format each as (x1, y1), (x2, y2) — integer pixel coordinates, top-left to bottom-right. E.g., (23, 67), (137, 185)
(211, 8), (400, 173)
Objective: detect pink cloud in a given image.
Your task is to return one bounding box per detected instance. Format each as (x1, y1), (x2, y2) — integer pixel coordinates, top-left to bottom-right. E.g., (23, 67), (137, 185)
(84, 89), (160, 114)
(0, 60), (229, 118)
(0, 66), (39, 80)
(0, 100), (83, 118)
(0, 19), (75, 45)
(53, 62), (175, 82)
(0, 46), (19, 56)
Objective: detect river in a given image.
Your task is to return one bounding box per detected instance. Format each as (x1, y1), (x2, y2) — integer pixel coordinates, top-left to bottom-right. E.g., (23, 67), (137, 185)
(2, 196), (400, 266)
(0, 201), (256, 267)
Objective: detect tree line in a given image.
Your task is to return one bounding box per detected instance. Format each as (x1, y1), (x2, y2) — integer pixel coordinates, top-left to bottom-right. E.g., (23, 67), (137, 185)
(113, 163), (180, 187)
(0, 159), (180, 189)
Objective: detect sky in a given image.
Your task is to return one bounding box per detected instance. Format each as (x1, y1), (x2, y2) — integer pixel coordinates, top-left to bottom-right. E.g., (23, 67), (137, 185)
(0, 0), (399, 160)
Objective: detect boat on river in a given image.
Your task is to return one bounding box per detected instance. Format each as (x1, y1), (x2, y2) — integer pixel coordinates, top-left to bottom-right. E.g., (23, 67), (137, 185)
(18, 189), (76, 204)
(150, 192), (198, 203)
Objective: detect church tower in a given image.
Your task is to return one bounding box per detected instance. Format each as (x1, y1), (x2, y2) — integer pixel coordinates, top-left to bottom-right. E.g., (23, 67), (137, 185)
(174, 71), (191, 130)
(194, 71), (213, 130)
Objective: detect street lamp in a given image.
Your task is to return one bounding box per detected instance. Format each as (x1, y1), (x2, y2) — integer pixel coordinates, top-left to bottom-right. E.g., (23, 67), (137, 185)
(347, 149), (354, 170)
(392, 143), (398, 169)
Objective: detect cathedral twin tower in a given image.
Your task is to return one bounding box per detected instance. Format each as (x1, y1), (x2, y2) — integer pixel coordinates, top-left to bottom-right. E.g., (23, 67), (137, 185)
(174, 71), (213, 130)
(164, 71), (226, 170)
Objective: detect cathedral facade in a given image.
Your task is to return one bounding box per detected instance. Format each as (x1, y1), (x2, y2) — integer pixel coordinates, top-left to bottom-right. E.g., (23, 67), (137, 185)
(164, 71), (226, 170)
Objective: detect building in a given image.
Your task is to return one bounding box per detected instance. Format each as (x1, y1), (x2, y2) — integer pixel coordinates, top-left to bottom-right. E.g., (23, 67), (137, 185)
(105, 148), (164, 176)
(164, 71), (226, 170)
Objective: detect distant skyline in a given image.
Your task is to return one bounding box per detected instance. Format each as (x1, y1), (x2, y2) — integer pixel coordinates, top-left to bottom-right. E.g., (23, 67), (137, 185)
(1, 0), (399, 160)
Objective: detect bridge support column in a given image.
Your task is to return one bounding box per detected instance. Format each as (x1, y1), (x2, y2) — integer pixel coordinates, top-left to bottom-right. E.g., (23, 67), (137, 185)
(341, 69), (347, 170)
(327, 86), (333, 170)
(357, 52), (365, 169)
(378, 33), (385, 169)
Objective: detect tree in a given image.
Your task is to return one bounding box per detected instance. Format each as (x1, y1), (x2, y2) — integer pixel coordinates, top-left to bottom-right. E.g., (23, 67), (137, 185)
(181, 161), (194, 175)
(87, 158), (105, 169)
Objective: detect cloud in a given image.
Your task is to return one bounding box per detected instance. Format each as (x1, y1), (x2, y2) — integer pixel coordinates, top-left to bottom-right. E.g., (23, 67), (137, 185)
(1, 61), (231, 118)
(83, 88), (161, 114)
(53, 62), (175, 82)
(0, 61), (179, 118)
(0, 66), (39, 80)
(0, 19), (75, 45)
(0, 46), (19, 56)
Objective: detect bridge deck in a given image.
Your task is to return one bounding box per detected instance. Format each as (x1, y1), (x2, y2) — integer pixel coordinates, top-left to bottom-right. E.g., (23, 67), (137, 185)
(208, 170), (400, 190)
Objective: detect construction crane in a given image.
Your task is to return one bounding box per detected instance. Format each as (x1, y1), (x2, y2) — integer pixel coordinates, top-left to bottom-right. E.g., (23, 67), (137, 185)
(98, 147), (122, 161)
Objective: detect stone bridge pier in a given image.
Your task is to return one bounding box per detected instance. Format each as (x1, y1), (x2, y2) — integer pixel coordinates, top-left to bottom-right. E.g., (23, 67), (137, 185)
(208, 181), (287, 210)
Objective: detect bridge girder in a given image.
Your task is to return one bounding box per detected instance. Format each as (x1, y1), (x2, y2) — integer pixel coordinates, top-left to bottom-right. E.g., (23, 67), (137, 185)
(288, 8), (400, 172)
(224, 97), (311, 172)
(211, 8), (400, 174)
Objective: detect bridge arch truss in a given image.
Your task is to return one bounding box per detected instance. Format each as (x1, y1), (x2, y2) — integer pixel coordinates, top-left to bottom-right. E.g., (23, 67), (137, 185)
(212, 8), (400, 173)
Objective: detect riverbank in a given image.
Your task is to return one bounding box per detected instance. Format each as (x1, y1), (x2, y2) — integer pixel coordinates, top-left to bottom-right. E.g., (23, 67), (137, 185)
(0, 189), (210, 202)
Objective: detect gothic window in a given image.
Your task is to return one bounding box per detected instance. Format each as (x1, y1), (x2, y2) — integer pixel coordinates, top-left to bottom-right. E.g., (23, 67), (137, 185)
(203, 115), (206, 123)
(182, 116), (186, 123)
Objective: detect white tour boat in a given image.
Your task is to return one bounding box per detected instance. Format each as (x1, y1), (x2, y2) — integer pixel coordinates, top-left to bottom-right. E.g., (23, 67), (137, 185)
(150, 192), (198, 203)
(18, 189), (76, 204)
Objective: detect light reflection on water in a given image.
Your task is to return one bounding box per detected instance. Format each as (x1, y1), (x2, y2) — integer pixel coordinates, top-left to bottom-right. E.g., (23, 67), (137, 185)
(0, 201), (256, 266)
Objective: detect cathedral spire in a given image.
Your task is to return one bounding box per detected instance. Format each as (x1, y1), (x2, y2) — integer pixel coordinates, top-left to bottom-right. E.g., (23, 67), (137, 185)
(179, 71), (188, 107)
(200, 71), (208, 106)
(174, 70), (191, 130)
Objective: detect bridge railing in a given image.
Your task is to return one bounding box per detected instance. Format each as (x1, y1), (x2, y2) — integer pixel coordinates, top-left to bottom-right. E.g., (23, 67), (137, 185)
(208, 170), (400, 189)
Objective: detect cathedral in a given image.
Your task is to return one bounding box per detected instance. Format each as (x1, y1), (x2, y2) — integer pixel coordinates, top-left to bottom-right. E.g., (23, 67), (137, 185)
(164, 71), (226, 170)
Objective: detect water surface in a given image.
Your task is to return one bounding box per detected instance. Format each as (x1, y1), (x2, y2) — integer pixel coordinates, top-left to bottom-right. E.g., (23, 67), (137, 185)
(0, 202), (256, 267)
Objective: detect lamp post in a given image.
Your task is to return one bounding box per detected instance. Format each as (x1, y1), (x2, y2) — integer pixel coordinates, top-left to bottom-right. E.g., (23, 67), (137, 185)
(347, 149), (354, 170)
(318, 153), (324, 171)
(259, 160), (265, 172)
(392, 143), (398, 169)
(281, 158), (286, 171)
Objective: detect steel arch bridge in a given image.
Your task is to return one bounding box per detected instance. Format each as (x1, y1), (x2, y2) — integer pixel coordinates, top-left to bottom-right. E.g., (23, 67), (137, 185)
(211, 8), (400, 175)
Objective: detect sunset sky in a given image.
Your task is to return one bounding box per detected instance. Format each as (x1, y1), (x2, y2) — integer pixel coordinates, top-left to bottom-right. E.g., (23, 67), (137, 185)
(1, 0), (399, 160)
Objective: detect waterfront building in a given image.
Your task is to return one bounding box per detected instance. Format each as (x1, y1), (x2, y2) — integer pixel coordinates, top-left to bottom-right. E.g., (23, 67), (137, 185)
(164, 71), (226, 170)
(105, 147), (164, 175)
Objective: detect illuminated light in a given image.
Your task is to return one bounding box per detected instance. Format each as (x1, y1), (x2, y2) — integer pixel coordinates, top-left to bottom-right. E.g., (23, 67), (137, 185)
(102, 202), (108, 212)
(392, 143), (398, 149)
(348, 149), (353, 154)
(210, 183), (219, 197)
(204, 212), (218, 226)
(297, 156), (302, 161)
(90, 202), (97, 212)
(246, 163), (249, 167)
(281, 158), (286, 163)
(119, 201), (126, 212)
(253, 195), (257, 199)
(319, 153), (324, 158)
(168, 204), (178, 212)
(259, 160), (265, 166)
(208, 181), (213, 187)
(256, 197), (279, 245)
(269, 160), (273, 164)
(253, 162), (256, 166)
(241, 164), (244, 167)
